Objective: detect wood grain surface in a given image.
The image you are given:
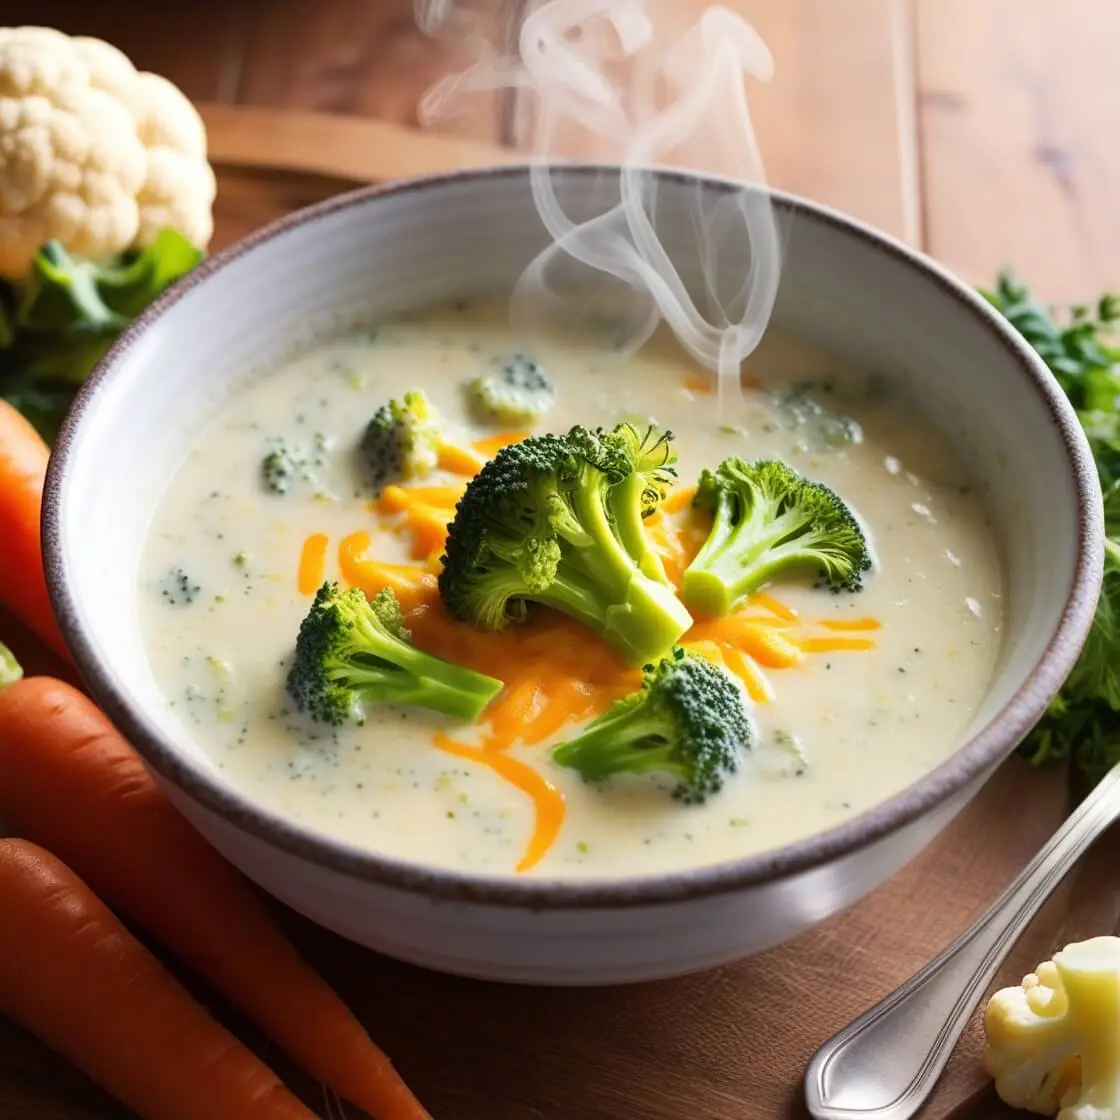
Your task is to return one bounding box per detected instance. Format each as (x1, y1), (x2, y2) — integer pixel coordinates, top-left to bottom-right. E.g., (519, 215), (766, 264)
(2, 2), (1119, 1119)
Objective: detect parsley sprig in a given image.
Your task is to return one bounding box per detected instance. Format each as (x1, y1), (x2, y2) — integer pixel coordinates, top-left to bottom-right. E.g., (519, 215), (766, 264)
(982, 272), (1120, 785)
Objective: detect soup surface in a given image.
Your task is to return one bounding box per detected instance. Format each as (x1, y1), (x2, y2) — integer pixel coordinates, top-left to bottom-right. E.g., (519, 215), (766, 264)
(139, 298), (1004, 879)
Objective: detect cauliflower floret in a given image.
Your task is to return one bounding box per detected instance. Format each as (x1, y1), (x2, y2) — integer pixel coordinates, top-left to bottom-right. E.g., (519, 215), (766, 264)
(0, 25), (215, 278)
(984, 936), (1120, 1119)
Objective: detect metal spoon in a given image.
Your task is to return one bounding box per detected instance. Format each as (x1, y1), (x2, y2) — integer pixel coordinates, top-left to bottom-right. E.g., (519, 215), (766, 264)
(804, 760), (1120, 1120)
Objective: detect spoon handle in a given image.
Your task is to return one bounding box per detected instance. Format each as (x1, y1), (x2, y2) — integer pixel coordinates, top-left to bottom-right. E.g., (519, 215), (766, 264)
(804, 762), (1120, 1120)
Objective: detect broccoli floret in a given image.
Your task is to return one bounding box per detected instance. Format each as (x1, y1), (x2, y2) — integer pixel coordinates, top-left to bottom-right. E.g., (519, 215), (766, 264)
(438, 423), (693, 666)
(682, 457), (872, 616)
(260, 432), (330, 496)
(286, 582), (503, 723)
(262, 443), (300, 494)
(360, 389), (442, 494)
(551, 648), (752, 803)
(465, 353), (556, 426)
(159, 567), (200, 606)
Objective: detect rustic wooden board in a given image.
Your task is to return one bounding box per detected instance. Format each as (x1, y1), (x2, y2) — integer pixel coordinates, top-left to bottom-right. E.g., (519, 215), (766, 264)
(915, 0), (1120, 299)
(1, 2), (1118, 1116)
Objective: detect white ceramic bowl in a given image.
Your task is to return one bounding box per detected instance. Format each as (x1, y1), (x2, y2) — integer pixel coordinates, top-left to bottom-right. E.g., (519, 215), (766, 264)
(43, 167), (1102, 985)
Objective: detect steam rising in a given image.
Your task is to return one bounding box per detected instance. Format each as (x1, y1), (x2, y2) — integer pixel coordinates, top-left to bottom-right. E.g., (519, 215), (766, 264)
(415, 0), (782, 395)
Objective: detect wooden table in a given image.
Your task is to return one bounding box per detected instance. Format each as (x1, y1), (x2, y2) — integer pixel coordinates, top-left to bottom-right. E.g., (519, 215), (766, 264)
(3, 2), (1120, 1118)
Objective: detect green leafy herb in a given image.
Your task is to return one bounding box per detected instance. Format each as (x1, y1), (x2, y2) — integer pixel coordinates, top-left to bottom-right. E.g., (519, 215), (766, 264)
(983, 271), (1120, 785)
(0, 230), (204, 441)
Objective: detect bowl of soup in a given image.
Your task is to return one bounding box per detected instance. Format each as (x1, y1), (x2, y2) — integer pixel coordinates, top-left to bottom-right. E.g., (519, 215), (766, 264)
(42, 166), (1102, 985)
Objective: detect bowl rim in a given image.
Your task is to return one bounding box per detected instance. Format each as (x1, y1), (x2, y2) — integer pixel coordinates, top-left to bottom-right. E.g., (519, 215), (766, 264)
(42, 163), (1104, 909)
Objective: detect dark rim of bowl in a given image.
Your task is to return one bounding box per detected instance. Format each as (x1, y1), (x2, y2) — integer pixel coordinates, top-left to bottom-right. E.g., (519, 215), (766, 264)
(42, 164), (1103, 909)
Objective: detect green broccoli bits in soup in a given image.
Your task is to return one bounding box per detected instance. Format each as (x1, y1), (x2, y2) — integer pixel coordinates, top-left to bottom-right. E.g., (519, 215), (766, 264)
(139, 297), (1004, 879)
(465, 353), (556, 426)
(360, 389), (442, 494)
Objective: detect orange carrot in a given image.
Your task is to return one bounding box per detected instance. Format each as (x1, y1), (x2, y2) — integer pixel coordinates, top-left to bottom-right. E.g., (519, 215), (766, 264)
(0, 677), (431, 1120)
(296, 532), (329, 595)
(0, 402), (67, 660)
(434, 732), (565, 871)
(0, 838), (316, 1120)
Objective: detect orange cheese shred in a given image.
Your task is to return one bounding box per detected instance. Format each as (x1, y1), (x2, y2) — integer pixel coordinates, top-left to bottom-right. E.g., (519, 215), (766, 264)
(437, 441), (485, 476)
(336, 532), (438, 610)
(681, 639), (726, 666)
(297, 533), (329, 596)
(720, 646), (773, 704)
(384, 485), (464, 509)
(688, 618), (805, 669)
(433, 733), (565, 872)
(484, 679), (543, 749)
(818, 618), (882, 632)
(472, 431), (531, 459)
(521, 679), (591, 746)
(794, 636), (877, 653)
(682, 373), (715, 395)
(750, 592), (799, 621)
(662, 485), (698, 514)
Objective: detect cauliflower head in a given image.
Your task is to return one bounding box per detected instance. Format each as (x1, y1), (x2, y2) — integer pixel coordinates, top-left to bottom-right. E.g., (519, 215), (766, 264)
(984, 936), (1120, 1120)
(0, 26), (216, 278)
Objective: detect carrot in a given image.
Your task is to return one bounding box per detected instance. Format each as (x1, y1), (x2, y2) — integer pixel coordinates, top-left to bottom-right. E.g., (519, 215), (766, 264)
(0, 677), (431, 1120)
(0, 838), (316, 1120)
(0, 402), (67, 660)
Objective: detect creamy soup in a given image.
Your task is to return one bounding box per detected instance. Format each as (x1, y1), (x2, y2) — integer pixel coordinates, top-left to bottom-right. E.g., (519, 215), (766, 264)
(139, 298), (1004, 879)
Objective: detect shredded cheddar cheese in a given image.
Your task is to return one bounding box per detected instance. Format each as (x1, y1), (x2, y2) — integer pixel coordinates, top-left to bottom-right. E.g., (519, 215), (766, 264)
(433, 732), (565, 872)
(793, 636), (878, 653)
(682, 373), (715, 395)
(472, 431), (531, 458)
(437, 440), (485, 476)
(297, 533), (329, 596)
(311, 453), (883, 873)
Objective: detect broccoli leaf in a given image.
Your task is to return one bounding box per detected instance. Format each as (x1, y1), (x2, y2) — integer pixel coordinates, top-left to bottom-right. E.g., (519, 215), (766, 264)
(0, 230), (204, 442)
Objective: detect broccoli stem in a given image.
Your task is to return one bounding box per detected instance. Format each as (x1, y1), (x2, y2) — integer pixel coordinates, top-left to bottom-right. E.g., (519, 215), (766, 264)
(550, 477), (691, 664)
(552, 705), (676, 781)
(684, 499), (822, 614)
(610, 473), (670, 583)
(335, 613), (502, 720)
